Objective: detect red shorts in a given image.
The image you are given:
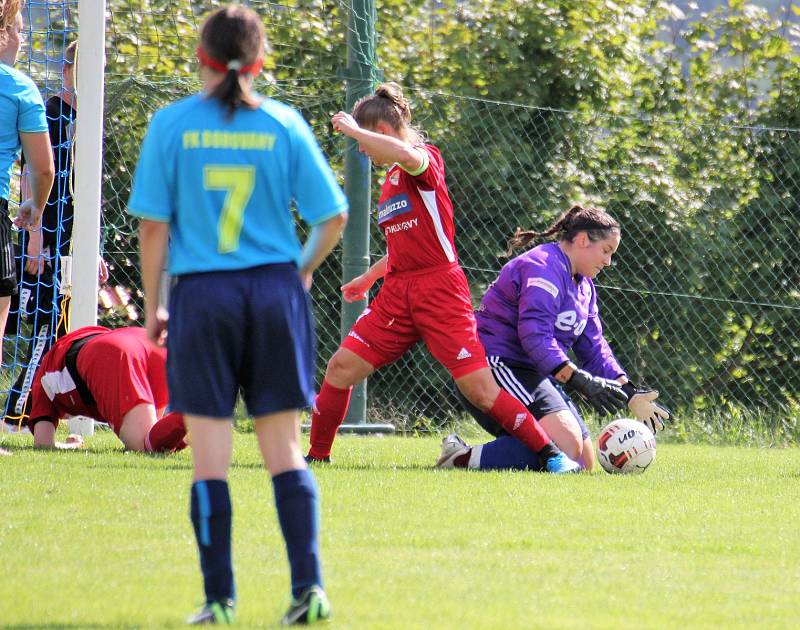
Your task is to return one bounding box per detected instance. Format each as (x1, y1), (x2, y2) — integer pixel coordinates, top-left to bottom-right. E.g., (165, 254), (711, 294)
(76, 328), (168, 433)
(341, 263), (488, 379)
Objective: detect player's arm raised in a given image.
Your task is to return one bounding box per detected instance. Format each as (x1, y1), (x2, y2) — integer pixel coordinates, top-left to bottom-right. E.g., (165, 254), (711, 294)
(331, 111), (426, 173)
(290, 108), (349, 289)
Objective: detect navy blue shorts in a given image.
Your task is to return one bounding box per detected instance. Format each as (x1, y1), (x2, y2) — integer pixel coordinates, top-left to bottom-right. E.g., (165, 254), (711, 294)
(455, 356), (590, 440)
(166, 263), (315, 418)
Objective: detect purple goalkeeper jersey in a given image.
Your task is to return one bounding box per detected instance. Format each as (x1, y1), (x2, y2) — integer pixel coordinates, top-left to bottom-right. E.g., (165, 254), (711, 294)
(475, 242), (625, 380)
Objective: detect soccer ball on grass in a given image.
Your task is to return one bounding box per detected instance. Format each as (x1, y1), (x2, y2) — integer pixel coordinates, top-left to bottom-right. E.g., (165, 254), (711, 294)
(597, 418), (656, 474)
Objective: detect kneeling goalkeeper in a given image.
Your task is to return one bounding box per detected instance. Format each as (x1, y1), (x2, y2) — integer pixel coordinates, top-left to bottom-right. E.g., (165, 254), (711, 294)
(440, 205), (671, 471)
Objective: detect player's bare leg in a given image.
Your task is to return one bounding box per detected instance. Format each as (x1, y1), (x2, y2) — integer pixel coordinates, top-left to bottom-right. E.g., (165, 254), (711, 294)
(538, 410), (584, 461)
(580, 436), (596, 471)
(186, 415), (232, 480)
(119, 403), (187, 453)
(255, 411), (331, 624)
(455, 367), (553, 450)
(323, 347), (375, 388)
(455, 367), (504, 410)
(118, 403), (159, 451)
(255, 409), (306, 475)
(307, 348), (375, 461)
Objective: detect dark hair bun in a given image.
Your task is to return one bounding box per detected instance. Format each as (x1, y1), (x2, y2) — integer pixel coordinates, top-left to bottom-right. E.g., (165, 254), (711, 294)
(375, 82), (411, 123)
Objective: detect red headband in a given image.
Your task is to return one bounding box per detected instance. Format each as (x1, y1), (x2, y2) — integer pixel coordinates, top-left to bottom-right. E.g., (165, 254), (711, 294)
(196, 46), (263, 76)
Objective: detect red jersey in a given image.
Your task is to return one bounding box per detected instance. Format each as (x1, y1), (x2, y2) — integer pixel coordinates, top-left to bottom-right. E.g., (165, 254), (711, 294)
(377, 144), (458, 273)
(28, 326), (168, 433)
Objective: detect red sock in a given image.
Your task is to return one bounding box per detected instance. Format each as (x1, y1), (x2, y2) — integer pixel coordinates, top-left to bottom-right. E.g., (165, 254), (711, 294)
(488, 389), (550, 453)
(145, 411), (187, 453)
(308, 380), (352, 459)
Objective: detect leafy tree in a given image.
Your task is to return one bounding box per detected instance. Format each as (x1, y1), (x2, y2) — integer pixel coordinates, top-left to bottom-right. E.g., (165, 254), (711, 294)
(98, 0), (800, 422)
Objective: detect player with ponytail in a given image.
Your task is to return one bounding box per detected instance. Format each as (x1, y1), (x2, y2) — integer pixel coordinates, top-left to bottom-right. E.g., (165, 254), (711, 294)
(442, 205), (671, 471)
(130, 5), (348, 625)
(307, 83), (581, 474)
(194, 10), (264, 118)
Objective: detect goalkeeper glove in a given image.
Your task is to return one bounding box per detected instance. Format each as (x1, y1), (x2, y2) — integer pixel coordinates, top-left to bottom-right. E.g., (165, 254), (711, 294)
(621, 382), (671, 433)
(566, 369), (629, 416)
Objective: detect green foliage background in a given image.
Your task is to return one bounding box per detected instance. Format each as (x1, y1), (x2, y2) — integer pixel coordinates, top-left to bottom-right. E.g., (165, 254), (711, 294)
(91, 0), (800, 427)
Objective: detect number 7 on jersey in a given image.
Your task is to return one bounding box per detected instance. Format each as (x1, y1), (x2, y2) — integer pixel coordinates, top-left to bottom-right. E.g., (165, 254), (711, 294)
(203, 165), (256, 253)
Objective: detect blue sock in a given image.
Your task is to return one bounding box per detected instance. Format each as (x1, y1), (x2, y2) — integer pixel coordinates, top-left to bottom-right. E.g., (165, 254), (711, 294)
(272, 469), (322, 599)
(190, 480), (235, 604)
(479, 436), (544, 471)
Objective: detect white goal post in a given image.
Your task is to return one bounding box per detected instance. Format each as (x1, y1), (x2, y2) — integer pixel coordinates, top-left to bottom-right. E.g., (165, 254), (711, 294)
(70, 0), (107, 329)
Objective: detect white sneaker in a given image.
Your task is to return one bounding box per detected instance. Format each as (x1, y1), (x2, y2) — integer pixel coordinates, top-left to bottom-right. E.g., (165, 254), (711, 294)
(436, 434), (471, 468)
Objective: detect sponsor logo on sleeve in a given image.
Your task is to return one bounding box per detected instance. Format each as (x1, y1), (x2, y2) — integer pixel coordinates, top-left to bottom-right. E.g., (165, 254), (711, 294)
(389, 170), (400, 186)
(527, 277), (559, 298)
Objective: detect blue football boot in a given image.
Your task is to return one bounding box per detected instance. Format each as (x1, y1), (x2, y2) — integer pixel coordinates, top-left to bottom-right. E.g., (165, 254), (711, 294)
(545, 452), (582, 474)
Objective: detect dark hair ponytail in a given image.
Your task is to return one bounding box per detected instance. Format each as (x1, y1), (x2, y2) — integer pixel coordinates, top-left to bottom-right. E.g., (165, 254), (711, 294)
(506, 205), (620, 255)
(210, 68), (249, 118)
(199, 5), (265, 119)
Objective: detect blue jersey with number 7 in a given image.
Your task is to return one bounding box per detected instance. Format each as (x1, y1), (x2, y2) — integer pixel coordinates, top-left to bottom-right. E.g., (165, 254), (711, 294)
(127, 93), (348, 275)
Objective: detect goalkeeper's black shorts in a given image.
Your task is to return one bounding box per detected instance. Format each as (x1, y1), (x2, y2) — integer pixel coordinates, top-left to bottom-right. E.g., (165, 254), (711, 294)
(455, 356), (590, 440)
(0, 199), (19, 297)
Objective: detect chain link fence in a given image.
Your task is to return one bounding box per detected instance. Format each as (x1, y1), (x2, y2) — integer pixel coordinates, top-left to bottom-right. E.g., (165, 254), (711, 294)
(100, 89), (800, 428)
(4, 1), (799, 430)
(395, 93), (800, 426)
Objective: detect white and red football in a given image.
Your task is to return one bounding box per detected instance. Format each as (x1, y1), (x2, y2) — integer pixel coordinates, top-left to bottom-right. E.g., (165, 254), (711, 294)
(597, 418), (657, 474)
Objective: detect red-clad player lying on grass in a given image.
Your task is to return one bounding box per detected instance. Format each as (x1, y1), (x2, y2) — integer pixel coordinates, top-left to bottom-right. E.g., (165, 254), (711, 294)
(28, 325), (187, 452)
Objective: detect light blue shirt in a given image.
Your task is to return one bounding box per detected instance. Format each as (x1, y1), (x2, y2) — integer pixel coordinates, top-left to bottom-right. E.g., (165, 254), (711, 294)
(0, 63), (47, 200)
(127, 93), (348, 275)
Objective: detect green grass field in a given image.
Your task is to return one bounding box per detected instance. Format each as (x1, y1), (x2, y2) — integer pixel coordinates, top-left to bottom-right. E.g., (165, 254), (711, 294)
(2, 429), (799, 629)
